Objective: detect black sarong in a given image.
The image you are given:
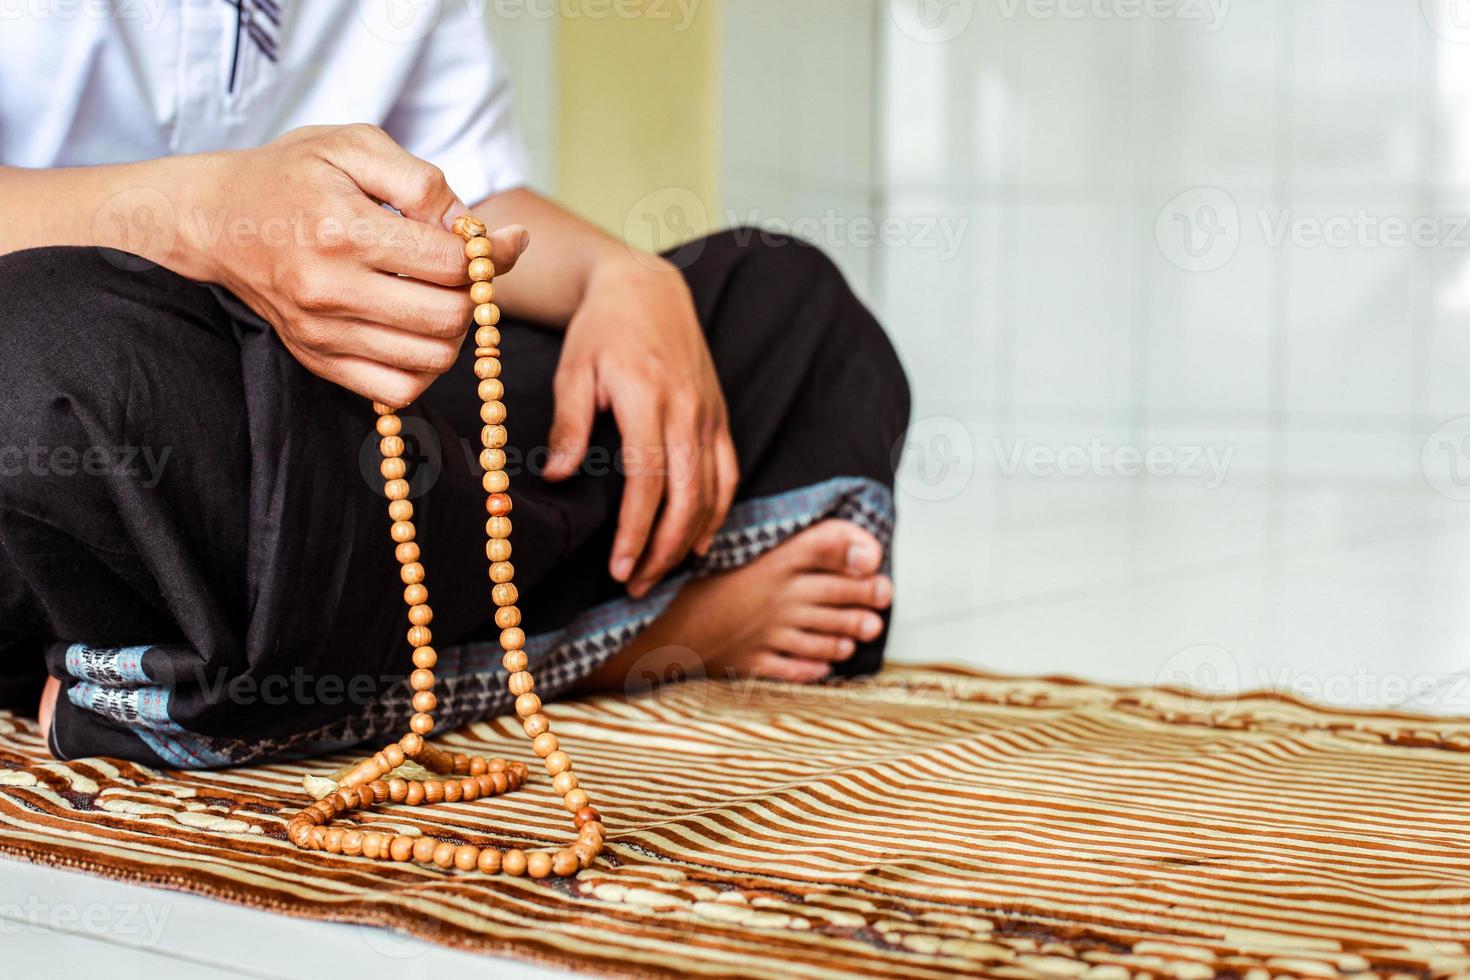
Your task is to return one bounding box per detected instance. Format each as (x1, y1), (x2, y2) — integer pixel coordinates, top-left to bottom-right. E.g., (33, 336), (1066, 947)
(0, 230), (910, 767)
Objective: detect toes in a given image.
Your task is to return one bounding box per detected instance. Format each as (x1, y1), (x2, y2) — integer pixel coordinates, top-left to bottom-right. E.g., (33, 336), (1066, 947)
(795, 607), (886, 643)
(783, 520), (884, 577)
(770, 627), (856, 662)
(745, 652), (833, 684)
(842, 531), (883, 577)
(793, 573), (894, 611)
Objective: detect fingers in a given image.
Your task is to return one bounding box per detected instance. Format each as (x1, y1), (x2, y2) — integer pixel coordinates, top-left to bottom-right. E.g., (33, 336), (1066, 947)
(318, 126), (533, 287)
(359, 216), (531, 287)
(350, 272), (473, 338)
(305, 319), (465, 376)
(695, 427), (738, 555)
(691, 435), (715, 552)
(482, 224), (530, 277)
(290, 271), (471, 369)
(279, 333), (436, 408)
(323, 124), (465, 230)
(545, 360), (597, 481)
(609, 399), (665, 586)
(353, 208), (467, 286)
(627, 408), (711, 597)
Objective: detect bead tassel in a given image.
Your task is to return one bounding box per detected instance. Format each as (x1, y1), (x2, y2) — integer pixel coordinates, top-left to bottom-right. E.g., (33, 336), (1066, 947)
(287, 217), (605, 876)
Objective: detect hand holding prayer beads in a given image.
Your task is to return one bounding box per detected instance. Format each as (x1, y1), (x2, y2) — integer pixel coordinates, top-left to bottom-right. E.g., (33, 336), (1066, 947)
(286, 215), (605, 877)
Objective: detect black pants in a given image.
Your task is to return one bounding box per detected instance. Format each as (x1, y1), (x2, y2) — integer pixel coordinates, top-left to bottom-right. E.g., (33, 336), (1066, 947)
(0, 230), (910, 767)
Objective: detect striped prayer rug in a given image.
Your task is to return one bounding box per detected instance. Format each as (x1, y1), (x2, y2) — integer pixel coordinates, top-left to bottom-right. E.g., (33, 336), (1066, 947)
(0, 666), (1467, 978)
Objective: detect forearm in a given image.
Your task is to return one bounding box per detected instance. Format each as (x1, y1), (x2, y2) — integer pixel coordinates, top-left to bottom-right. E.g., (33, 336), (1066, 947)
(469, 186), (672, 328)
(0, 157), (220, 280)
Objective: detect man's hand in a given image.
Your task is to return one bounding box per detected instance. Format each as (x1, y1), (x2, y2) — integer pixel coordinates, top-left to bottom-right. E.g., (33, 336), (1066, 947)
(542, 255), (739, 598)
(189, 125), (527, 406)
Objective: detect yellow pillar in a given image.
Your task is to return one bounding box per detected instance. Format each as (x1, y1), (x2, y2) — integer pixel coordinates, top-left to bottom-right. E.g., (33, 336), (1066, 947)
(554, 0), (721, 252)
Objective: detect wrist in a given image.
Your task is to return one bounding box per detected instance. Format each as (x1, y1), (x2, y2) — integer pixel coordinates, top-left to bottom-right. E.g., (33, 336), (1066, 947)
(585, 246), (686, 301)
(165, 151), (238, 283)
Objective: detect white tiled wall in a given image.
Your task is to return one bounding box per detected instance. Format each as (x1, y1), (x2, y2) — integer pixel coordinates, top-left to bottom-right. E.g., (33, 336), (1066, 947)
(714, 1), (1470, 487)
(500, 3), (1470, 487)
(718, 0), (882, 300)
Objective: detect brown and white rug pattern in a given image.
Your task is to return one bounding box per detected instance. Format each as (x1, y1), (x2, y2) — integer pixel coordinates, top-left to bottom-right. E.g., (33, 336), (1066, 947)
(0, 667), (1467, 978)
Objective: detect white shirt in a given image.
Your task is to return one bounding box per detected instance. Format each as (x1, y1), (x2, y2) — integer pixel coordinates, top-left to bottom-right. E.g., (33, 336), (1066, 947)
(0, 0), (529, 206)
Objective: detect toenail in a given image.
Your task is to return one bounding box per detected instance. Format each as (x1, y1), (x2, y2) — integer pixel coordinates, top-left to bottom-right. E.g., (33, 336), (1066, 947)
(873, 578), (892, 605)
(862, 614), (883, 637)
(846, 539), (879, 573)
(837, 638), (856, 657)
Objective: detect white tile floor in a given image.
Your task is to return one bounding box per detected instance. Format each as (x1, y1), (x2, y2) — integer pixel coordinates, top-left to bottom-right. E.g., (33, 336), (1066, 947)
(10, 474), (1470, 975)
(888, 473), (1470, 716)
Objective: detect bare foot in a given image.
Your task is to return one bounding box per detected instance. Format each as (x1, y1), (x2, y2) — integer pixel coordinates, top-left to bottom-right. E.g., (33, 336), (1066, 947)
(38, 676), (58, 736)
(583, 519), (892, 688)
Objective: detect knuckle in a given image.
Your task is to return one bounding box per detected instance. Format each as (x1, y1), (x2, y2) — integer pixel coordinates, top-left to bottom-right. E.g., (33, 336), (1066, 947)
(672, 388), (701, 415)
(437, 240), (464, 279)
(433, 307), (469, 338)
(427, 343), (459, 374)
(316, 230), (353, 257)
(337, 123), (382, 155)
(296, 317), (334, 348)
(295, 281), (337, 313)
(345, 122), (387, 143)
(285, 264), (337, 312)
(553, 364), (587, 393)
(411, 163), (447, 207)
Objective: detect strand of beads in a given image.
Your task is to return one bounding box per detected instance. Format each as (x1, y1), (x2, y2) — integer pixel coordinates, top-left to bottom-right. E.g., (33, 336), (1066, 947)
(285, 215), (605, 878)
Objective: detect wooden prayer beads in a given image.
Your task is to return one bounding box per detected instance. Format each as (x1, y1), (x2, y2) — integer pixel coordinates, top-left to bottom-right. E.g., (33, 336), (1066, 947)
(286, 215), (605, 876)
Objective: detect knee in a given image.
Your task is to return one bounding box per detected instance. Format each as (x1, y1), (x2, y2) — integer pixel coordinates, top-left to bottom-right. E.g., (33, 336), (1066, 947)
(0, 248), (228, 512)
(732, 229), (911, 421)
(0, 248), (143, 410)
(720, 226), (847, 292)
(718, 227), (911, 455)
(0, 253), (128, 503)
(0, 247), (229, 428)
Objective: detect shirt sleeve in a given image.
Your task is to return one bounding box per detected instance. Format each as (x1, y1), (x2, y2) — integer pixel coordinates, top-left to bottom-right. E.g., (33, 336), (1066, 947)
(381, 6), (530, 207)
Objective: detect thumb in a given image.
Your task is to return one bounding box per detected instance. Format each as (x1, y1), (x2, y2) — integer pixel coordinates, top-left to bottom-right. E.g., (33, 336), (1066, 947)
(323, 124), (467, 231)
(544, 364), (596, 482)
